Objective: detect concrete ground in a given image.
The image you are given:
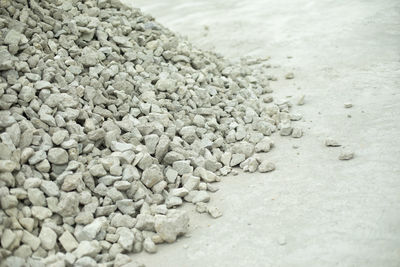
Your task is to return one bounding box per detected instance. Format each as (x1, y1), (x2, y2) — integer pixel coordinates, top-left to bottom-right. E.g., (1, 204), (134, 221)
(121, 0), (400, 266)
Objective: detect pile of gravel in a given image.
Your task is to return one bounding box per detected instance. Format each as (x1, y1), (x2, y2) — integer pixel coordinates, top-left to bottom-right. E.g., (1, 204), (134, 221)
(0, 0), (302, 266)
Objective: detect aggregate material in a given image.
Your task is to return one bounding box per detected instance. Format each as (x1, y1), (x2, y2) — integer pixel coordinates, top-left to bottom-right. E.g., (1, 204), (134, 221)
(0, 0), (301, 266)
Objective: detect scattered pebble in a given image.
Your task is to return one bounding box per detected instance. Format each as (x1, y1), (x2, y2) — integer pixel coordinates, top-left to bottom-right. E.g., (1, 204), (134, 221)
(285, 72), (295, 79)
(297, 94), (306, 105)
(339, 149), (355, 160)
(325, 138), (341, 147)
(344, 103), (353, 108)
(207, 206), (223, 218)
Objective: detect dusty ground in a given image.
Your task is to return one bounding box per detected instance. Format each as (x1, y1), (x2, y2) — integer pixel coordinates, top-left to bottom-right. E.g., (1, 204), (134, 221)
(122, 0), (400, 266)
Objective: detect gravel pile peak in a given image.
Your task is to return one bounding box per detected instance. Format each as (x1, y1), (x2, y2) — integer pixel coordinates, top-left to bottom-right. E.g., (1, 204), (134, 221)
(0, 0), (302, 266)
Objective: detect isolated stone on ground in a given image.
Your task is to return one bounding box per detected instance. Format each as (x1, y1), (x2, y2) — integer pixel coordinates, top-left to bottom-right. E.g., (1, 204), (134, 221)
(258, 160), (276, 173)
(339, 149), (354, 160)
(325, 138), (341, 147)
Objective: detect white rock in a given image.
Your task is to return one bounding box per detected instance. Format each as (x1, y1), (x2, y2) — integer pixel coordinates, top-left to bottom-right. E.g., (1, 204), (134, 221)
(31, 206), (52, 220)
(141, 164), (163, 188)
(207, 206), (223, 218)
(230, 153), (246, 167)
(143, 237), (157, 253)
(325, 138), (341, 147)
(116, 227), (135, 251)
(344, 103), (353, 108)
(0, 160), (17, 172)
(339, 149), (354, 160)
(73, 240), (101, 258)
(39, 226), (57, 250)
(1, 229), (16, 249)
(59, 231), (79, 252)
(258, 160), (276, 173)
(172, 160), (193, 175)
(111, 141), (134, 152)
(154, 210), (189, 243)
(113, 253), (132, 267)
(22, 231), (41, 251)
(75, 256), (97, 267)
(291, 128), (303, 138)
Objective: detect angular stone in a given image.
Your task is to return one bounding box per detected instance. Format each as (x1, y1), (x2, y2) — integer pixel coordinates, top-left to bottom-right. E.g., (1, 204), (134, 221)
(116, 227), (135, 251)
(154, 210), (189, 243)
(73, 240), (101, 258)
(39, 226), (57, 250)
(258, 160), (276, 173)
(22, 231), (41, 251)
(48, 148), (69, 165)
(230, 153), (246, 167)
(172, 160), (193, 175)
(62, 173), (83, 191)
(57, 192), (80, 217)
(40, 180), (59, 197)
(141, 164), (163, 188)
(31, 206), (52, 220)
(59, 231), (79, 252)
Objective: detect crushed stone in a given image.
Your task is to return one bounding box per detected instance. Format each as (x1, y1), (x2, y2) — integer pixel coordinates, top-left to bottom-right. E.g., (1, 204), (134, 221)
(0, 0), (303, 265)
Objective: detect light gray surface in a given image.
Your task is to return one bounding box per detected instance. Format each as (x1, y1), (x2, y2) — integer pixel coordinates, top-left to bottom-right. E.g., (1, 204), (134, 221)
(122, 0), (400, 266)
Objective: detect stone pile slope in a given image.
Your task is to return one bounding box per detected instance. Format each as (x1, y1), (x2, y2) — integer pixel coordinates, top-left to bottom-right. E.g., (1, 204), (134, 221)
(0, 0), (302, 266)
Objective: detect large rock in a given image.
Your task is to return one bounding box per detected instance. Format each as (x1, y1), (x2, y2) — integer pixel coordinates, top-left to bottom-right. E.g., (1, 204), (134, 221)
(154, 210), (189, 243)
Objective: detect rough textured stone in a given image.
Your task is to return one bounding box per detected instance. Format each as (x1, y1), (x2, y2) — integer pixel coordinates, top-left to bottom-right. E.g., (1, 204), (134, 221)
(154, 210), (189, 243)
(48, 148), (69, 165)
(141, 164), (163, 188)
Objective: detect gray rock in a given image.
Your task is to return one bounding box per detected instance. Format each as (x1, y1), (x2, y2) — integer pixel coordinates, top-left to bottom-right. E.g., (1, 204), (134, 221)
(28, 150), (47, 165)
(57, 192), (80, 217)
(78, 217), (107, 241)
(89, 164), (107, 177)
(40, 180), (59, 197)
(172, 160), (193, 175)
(28, 188), (46, 206)
(48, 148), (69, 165)
(116, 199), (136, 215)
(110, 214), (136, 228)
(35, 81), (52, 90)
(19, 86), (36, 102)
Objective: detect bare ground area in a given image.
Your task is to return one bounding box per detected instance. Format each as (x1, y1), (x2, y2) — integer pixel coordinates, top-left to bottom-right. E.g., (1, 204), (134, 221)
(122, 0), (400, 266)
